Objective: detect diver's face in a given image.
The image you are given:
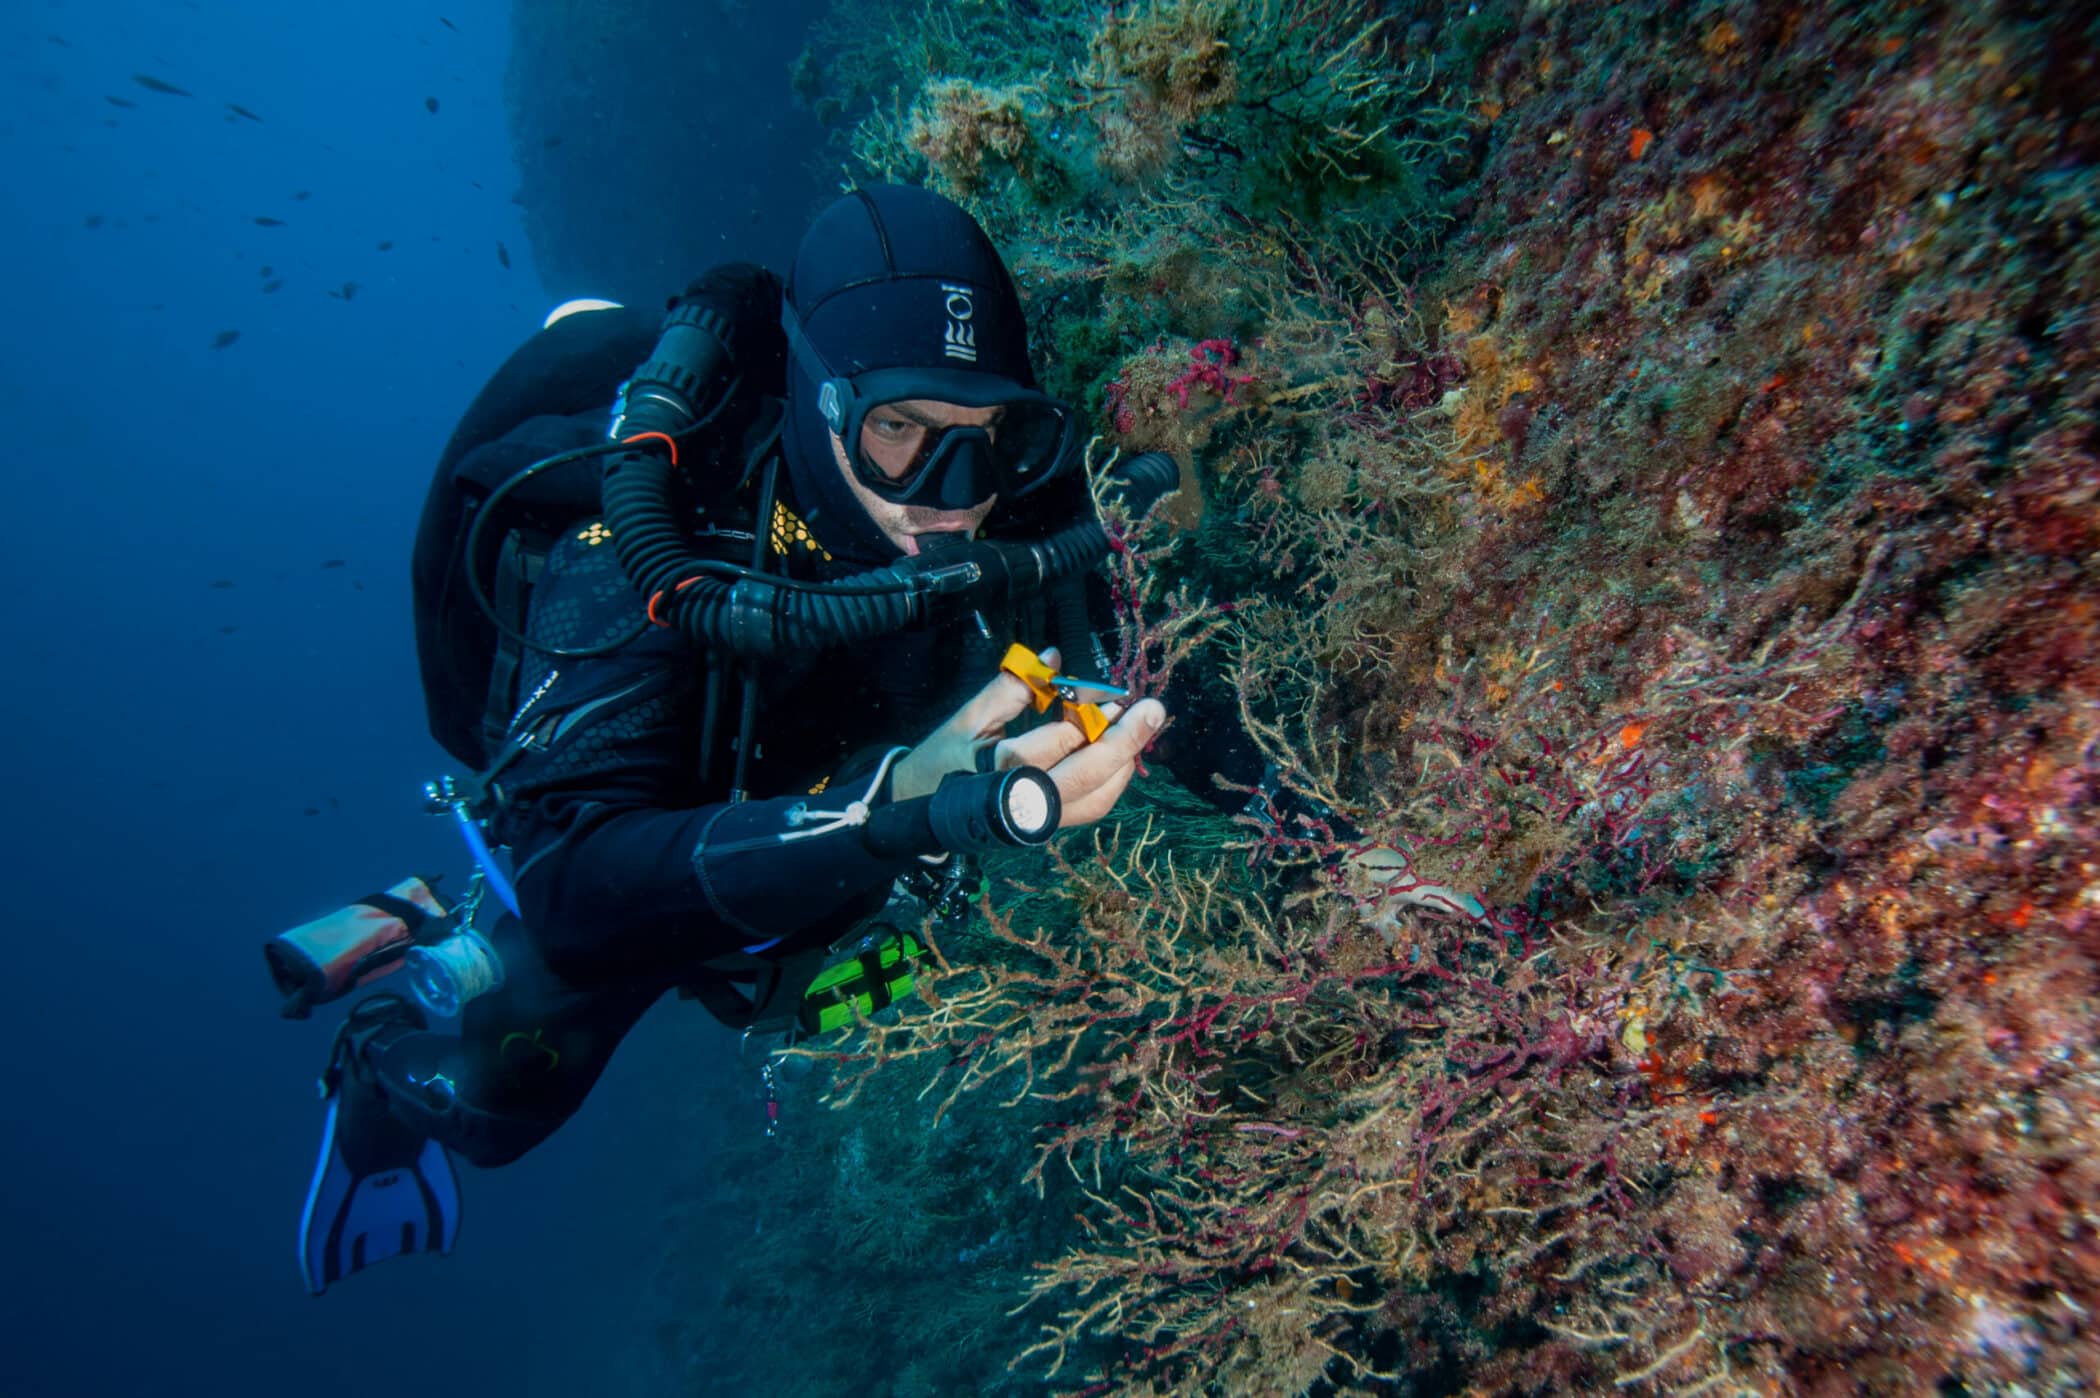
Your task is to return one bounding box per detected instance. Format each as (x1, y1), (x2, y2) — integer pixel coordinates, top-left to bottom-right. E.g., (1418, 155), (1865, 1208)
(831, 398), (1002, 556)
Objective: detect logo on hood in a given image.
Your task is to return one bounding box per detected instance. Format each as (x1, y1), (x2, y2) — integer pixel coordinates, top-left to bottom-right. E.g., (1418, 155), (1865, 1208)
(941, 282), (977, 363)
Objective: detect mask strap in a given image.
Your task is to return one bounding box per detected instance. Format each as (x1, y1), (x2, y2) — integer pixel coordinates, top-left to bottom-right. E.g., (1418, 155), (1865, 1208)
(780, 304), (847, 432)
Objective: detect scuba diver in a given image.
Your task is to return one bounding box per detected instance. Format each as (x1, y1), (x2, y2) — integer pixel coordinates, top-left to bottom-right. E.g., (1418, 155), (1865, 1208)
(269, 184), (1291, 1295)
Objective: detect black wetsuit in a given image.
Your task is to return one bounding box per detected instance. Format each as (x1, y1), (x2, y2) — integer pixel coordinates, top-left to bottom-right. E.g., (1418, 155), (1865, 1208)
(373, 408), (1033, 1163)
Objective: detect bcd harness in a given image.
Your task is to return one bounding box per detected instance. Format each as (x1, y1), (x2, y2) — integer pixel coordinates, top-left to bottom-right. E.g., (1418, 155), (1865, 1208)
(454, 402), (950, 1037)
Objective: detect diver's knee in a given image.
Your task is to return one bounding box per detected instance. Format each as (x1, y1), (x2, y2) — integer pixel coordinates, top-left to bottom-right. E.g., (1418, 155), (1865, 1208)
(370, 1048), (566, 1167)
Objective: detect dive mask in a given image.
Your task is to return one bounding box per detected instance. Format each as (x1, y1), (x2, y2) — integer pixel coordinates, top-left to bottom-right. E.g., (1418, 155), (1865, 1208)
(785, 307), (1079, 511)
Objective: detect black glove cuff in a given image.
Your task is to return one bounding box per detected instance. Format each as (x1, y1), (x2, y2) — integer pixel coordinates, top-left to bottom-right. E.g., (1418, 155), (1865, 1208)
(690, 792), (911, 943)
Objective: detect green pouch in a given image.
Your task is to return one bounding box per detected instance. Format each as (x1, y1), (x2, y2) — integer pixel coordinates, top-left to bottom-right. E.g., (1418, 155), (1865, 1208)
(798, 930), (928, 1034)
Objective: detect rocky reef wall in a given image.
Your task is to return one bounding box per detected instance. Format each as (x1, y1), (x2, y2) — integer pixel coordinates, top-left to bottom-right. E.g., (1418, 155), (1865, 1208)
(639, 2), (2100, 1392)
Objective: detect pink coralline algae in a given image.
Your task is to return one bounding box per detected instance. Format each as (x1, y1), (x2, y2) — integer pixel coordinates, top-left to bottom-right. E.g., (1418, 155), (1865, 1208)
(1164, 338), (1256, 408)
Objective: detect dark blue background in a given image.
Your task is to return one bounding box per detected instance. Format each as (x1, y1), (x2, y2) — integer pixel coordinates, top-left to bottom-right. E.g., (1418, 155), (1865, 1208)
(4, 2), (823, 1392)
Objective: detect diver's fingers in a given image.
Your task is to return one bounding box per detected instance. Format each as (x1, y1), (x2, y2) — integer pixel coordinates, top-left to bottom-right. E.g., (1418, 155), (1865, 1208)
(948, 646), (1060, 741)
(994, 699), (1122, 773)
(1048, 698), (1165, 827)
(1058, 756), (1139, 827)
(949, 662), (1041, 740)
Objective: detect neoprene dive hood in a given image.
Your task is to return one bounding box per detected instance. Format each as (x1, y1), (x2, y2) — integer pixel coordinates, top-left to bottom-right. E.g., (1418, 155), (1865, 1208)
(780, 185), (1076, 524)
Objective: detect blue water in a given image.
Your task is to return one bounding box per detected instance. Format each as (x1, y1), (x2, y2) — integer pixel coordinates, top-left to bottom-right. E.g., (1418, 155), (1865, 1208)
(3, 3), (820, 1391)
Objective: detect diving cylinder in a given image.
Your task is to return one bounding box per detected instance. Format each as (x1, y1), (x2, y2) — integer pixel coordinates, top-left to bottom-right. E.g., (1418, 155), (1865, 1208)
(404, 928), (504, 1018)
(407, 776), (516, 1018)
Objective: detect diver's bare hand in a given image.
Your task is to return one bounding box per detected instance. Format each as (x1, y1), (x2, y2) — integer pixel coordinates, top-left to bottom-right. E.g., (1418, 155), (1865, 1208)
(890, 647), (1166, 828)
(998, 694), (1165, 828)
(891, 648), (1066, 805)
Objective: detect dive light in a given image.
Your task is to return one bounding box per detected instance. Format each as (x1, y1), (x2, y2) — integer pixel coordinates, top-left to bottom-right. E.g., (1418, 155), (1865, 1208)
(864, 766), (1061, 860)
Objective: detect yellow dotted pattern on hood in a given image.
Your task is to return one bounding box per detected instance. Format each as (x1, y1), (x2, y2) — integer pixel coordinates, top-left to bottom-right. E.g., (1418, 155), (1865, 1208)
(770, 501), (832, 561)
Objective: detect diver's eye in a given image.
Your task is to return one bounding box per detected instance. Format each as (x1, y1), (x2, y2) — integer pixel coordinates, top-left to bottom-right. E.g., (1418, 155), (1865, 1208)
(868, 415), (915, 440)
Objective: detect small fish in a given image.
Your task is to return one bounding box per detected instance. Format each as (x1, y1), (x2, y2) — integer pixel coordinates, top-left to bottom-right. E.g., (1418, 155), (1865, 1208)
(209, 579), (236, 589)
(47, 33), (68, 46)
(259, 264), (274, 277)
(302, 807), (320, 817)
(328, 795), (341, 809)
(351, 581), (364, 592)
(226, 103), (263, 122)
(543, 136), (563, 149)
(292, 189), (311, 201)
(261, 279), (283, 293)
(132, 73), (193, 97)
(254, 215), (285, 227)
(84, 214), (104, 228)
(376, 239), (393, 251)
(320, 559), (347, 569)
(211, 330), (241, 349)
(440, 16), (458, 31)
(425, 96), (440, 114)
(105, 95), (138, 109)
(496, 241), (511, 269)
(219, 625), (239, 635)
(329, 281), (359, 301)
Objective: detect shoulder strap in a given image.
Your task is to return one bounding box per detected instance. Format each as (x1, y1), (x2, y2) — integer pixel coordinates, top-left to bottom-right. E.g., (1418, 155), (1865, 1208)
(465, 401), (787, 770)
